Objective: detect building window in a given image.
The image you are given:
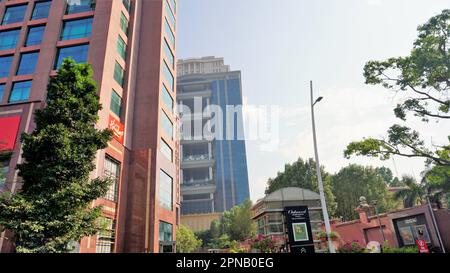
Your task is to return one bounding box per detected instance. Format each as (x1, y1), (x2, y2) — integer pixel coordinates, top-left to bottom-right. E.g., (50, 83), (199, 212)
(110, 89), (122, 117)
(25, 25), (45, 46)
(0, 157), (9, 186)
(162, 61), (174, 91)
(1, 5), (27, 25)
(160, 138), (173, 162)
(163, 39), (174, 68)
(31, 1), (51, 20)
(164, 19), (175, 48)
(0, 84), (5, 101)
(168, 0), (176, 14)
(159, 221), (173, 242)
(55, 44), (89, 69)
(113, 61), (124, 87)
(0, 29), (21, 50)
(160, 170), (173, 211)
(96, 217), (115, 253)
(162, 84), (173, 113)
(104, 156), (120, 202)
(16, 52), (39, 75)
(122, 0), (131, 12)
(9, 81), (32, 103)
(117, 35), (126, 60)
(161, 110), (173, 139)
(164, 0), (176, 30)
(60, 17), (93, 40)
(0, 55), (13, 78)
(120, 12), (128, 36)
(65, 0), (95, 15)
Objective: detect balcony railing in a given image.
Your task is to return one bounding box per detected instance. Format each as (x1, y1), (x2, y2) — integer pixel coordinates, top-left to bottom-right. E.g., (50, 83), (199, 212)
(182, 154), (210, 161)
(182, 179), (214, 187)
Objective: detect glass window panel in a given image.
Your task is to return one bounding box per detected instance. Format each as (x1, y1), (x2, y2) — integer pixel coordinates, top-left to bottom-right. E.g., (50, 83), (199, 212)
(164, 19), (175, 48)
(0, 157), (9, 186)
(0, 84), (5, 102)
(161, 84), (173, 113)
(113, 61), (124, 87)
(159, 170), (173, 211)
(164, 0), (175, 30)
(117, 35), (126, 60)
(17, 52), (39, 75)
(32, 1), (51, 20)
(0, 55), (13, 77)
(65, 0), (95, 15)
(110, 89), (122, 117)
(162, 61), (174, 91)
(122, 0), (130, 12)
(2, 5), (27, 25)
(0, 29), (21, 50)
(159, 221), (173, 242)
(9, 81), (32, 102)
(163, 39), (174, 68)
(120, 12), (128, 35)
(55, 44), (89, 69)
(104, 156), (120, 202)
(160, 139), (173, 162)
(96, 217), (115, 253)
(168, 0), (176, 14)
(25, 25), (45, 46)
(61, 17), (93, 40)
(161, 110), (173, 139)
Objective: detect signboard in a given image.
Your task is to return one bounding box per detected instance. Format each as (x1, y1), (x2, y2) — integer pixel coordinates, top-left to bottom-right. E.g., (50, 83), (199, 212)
(284, 206), (315, 254)
(108, 114), (124, 144)
(416, 239), (429, 253)
(0, 116), (21, 151)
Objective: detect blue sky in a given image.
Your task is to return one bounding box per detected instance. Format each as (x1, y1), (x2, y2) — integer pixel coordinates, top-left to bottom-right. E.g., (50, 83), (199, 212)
(177, 0), (450, 201)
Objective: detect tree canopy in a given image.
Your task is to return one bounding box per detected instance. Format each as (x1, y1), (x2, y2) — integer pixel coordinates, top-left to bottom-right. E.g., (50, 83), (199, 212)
(345, 9), (450, 167)
(331, 164), (399, 221)
(265, 157), (337, 215)
(176, 225), (202, 253)
(0, 59), (113, 253)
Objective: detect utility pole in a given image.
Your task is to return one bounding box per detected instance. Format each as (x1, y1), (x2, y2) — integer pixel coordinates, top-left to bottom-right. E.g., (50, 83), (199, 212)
(310, 80), (335, 253)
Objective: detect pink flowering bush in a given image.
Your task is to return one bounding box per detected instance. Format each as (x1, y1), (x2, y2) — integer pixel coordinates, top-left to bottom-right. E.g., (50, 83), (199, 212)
(251, 235), (278, 253)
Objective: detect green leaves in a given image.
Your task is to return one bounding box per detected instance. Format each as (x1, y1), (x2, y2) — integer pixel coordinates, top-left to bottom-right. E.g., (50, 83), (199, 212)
(0, 58), (113, 253)
(176, 225), (202, 253)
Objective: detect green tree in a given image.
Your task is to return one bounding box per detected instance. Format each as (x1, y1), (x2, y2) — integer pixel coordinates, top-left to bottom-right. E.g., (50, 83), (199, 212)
(265, 157), (337, 215)
(0, 59), (113, 253)
(375, 166), (404, 187)
(394, 176), (426, 208)
(176, 225), (202, 253)
(331, 164), (399, 221)
(220, 199), (255, 242)
(345, 9), (450, 167)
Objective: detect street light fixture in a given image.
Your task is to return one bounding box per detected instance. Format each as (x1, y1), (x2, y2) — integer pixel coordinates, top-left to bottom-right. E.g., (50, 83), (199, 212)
(310, 81), (335, 253)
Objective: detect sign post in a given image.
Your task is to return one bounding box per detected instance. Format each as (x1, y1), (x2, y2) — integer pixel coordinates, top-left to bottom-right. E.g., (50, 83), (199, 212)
(284, 206), (315, 254)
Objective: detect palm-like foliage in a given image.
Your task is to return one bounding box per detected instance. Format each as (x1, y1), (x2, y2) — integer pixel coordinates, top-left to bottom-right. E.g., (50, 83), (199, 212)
(394, 176), (426, 208)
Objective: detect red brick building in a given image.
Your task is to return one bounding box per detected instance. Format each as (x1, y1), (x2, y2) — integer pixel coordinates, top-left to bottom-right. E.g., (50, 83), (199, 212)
(331, 204), (450, 252)
(0, 0), (179, 253)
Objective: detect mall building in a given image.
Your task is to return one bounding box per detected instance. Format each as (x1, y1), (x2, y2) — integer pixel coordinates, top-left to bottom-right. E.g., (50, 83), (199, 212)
(0, 0), (180, 253)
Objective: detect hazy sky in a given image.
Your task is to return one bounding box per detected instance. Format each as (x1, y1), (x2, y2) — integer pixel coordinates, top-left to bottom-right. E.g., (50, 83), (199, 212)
(176, 0), (450, 201)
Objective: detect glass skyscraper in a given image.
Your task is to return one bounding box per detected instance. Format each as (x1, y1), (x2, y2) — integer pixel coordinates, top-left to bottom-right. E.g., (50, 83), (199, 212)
(177, 57), (250, 216)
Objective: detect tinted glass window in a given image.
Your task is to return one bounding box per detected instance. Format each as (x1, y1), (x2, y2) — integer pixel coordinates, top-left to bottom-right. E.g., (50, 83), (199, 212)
(55, 44), (89, 69)
(66, 0), (95, 14)
(25, 25), (45, 46)
(2, 5), (27, 25)
(32, 1), (51, 20)
(61, 18), (93, 40)
(0, 55), (13, 77)
(9, 81), (32, 102)
(0, 29), (21, 50)
(17, 52), (39, 75)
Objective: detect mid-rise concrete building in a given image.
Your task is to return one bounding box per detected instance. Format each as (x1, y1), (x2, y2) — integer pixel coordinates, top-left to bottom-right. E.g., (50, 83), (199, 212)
(0, 0), (179, 253)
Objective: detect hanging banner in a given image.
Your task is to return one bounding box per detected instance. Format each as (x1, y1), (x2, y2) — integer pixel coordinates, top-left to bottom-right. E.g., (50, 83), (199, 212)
(284, 206), (315, 254)
(0, 115), (21, 151)
(108, 114), (124, 144)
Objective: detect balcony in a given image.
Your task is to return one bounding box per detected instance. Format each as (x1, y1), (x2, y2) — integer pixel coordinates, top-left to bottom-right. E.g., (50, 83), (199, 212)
(181, 156), (214, 168)
(181, 179), (216, 194)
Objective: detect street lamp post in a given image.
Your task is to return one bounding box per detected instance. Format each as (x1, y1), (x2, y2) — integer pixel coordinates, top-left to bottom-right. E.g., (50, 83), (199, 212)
(310, 81), (335, 253)
(370, 200), (386, 243)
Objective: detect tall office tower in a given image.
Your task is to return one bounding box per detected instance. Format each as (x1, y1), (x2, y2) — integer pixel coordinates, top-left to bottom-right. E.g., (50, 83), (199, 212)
(0, 0), (179, 253)
(177, 56), (250, 230)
